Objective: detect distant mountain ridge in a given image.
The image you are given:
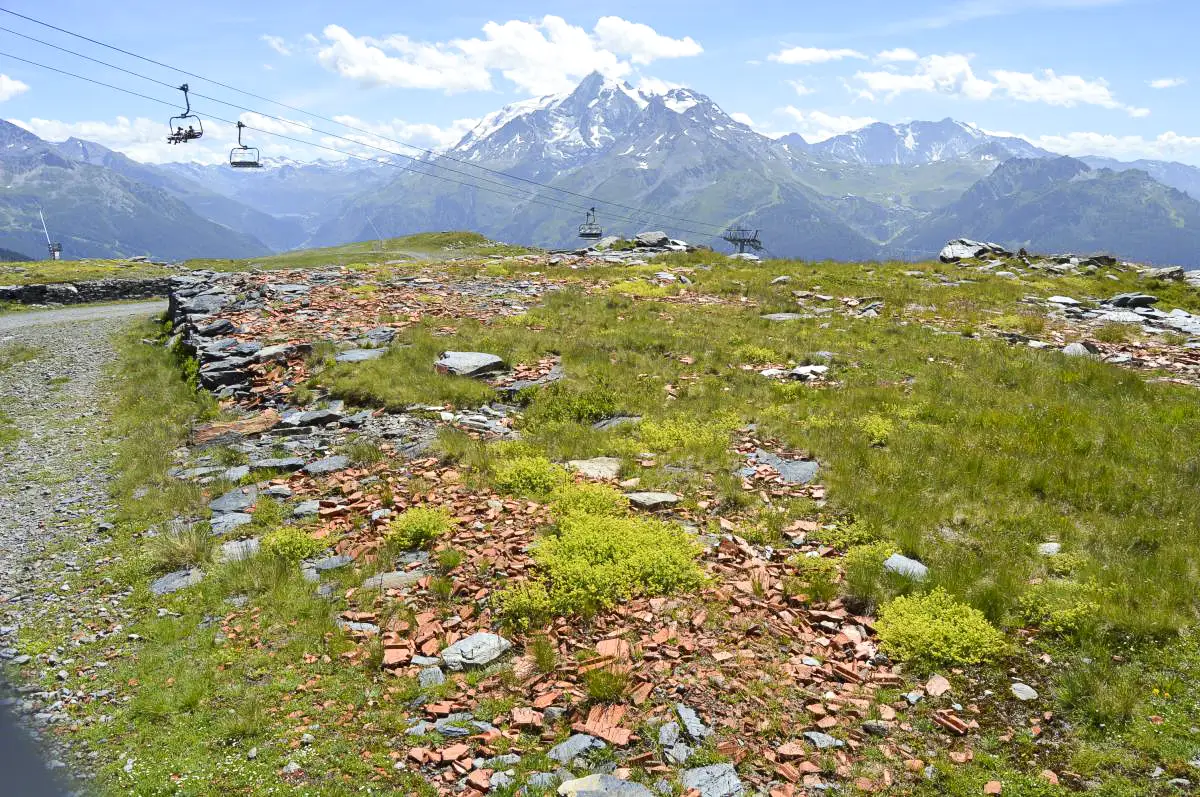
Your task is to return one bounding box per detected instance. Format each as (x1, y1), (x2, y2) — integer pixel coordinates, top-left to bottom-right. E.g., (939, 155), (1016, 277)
(5, 74), (1200, 265)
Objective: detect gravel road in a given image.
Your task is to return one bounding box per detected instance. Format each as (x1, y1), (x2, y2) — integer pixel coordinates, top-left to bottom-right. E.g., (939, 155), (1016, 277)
(0, 300), (166, 787)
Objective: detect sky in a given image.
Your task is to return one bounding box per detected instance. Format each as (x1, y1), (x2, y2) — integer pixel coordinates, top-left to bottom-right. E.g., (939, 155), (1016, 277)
(0, 0), (1197, 165)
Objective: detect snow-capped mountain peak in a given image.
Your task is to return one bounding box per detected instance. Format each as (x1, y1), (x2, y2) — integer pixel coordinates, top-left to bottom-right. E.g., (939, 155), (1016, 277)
(809, 118), (1045, 166)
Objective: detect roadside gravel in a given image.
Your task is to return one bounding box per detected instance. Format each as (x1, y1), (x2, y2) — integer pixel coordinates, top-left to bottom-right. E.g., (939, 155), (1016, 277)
(0, 301), (165, 788)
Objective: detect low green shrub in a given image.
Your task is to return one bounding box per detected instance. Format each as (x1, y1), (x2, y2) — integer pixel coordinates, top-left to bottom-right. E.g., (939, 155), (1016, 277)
(733, 344), (778, 365)
(858, 413), (894, 446)
(492, 456), (570, 498)
(841, 541), (896, 609)
(260, 526), (326, 562)
(522, 382), (618, 426)
(876, 588), (1008, 665)
(810, 520), (880, 550)
(549, 483), (629, 518)
(387, 507), (454, 549)
(583, 668), (628, 703)
(1018, 580), (1100, 636)
(786, 555), (840, 602)
(499, 513), (704, 623)
(639, 412), (738, 453)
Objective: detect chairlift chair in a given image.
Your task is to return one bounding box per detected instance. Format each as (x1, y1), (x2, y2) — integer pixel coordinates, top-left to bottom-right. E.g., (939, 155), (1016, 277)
(166, 84), (203, 144)
(578, 207), (603, 239)
(229, 122), (262, 168)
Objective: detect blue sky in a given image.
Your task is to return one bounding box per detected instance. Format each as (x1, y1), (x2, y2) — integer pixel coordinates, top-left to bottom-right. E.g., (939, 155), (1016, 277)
(0, 0), (1196, 164)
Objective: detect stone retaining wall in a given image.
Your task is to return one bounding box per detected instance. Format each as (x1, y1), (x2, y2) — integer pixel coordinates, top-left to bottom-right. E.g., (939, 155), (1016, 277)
(0, 277), (174, 306)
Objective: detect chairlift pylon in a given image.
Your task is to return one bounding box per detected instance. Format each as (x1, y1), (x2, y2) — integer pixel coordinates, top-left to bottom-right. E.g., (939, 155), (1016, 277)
(578, 207), (603, 239)
(166, 84), (203, 144)
(229, 121), (262, 168)
(722, 226), (763, 255)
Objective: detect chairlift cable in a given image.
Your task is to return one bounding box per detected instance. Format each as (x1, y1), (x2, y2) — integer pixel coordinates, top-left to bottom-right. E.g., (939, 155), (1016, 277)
(0, 7), (732, 235)
(0, 49), (729, 239)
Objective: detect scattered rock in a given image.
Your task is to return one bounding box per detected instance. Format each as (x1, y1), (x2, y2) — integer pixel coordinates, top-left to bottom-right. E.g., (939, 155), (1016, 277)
(1062, 342), (1100, 358)
(635, 231), (670, 247)
(804, 731), (843, 749)
(547, 733), (605, 764)
(335, 349), (386, 363)
(302, 455), (349, 476)
(1037, 542), (1061, 556)
(150, 568), (203, 595)
(440, 632), (512, 670)
(761, 312), (808, 322)
(676, 703), (711, 741)
(567, 457), (622, 480)
(434, 351), (506, 377)
(361, 570), (425, 590)
(1011, 682), (1039, 701)
(216, 537), (259, 563)
(681, 764), (745, 797)
(209, 486), (257, 514)
(419, 667), (445, 689)
(209, 513), (252, 535)
(626, 492), (681, 511)
(558, 774), (653, 796)
(883, 553), (929, 581)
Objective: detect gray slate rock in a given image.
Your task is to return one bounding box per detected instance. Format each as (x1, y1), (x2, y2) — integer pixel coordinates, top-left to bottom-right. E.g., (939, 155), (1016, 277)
(1062, 342), (1100, 358)
(1037, 542), (1062, 556)
(557, 774), (652, 796)
(150, 568), (203, 595)
(635, 231), (670, 247)
(434, 351), (506, 377)
(361, 570), (425, 590)
(440, 632), (512, 670)
(676, 703), (711, 741)
(216, 537), (259, 563)
(592, 415), (641, 431)
(681, 764), (744, 797)
(249, 457), (306, 472)
(658, 721), (681, 748)
(292, 500), (320, 518)
(1011, 682), (1039, 701)
(626, 492), (681, 511)
(761, 313), (808, 321)
(335, 348), (386, 363)
(567, 457), (622, 480)
(209, 486), (257, 514)
(804, 731), (843, 749)
(419, 667), (445, 689)
(209, 513), (253, 536)
(749, 449), (818, 484)
(302, 455), (349, 476)
(883, 553), (929, 581)
(548, 733), (606, 764)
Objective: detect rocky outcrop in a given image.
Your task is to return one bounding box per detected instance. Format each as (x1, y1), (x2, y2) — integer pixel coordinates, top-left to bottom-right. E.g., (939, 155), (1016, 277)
(0, 277), (173, 305)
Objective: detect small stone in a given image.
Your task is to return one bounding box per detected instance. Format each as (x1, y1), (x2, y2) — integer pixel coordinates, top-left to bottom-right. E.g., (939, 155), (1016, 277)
(658, 721), (680, 748)
(281, 761), (301, 775)
(883, 553), (929, 580)
(626, 492), (681, 511)
(548, 733), (605, 764)
(676, 703), (711, 741)
(361, 570), (425, 590)
(419, 667), (445, 689)
(335, 349), (386, 363)
(557, 773), (653, 796)
(681, 763), (745, 797)
(150, 568), (203, 595)
(804, 731), (843, 749)
(216, 537), (259, 563)
(1037, 542), (1061, 556)
(292, 500), (320, 518)
(1011, 683), (1039, 701)
(434, 351), (506, 377)
(209, 486), (257, 514)
(440, 632), (512, 670)
(302, 455), (349, 476)
(567, 457), (622, 480)
(209, 513), (253, 535)
(1062, 342), (1099, 358)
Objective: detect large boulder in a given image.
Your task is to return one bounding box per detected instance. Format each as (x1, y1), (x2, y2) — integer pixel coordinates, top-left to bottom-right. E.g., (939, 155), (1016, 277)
(939, 239), (1011, 263)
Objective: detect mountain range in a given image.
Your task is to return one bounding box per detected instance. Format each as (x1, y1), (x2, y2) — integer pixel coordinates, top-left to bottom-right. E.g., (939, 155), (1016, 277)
(3, 72), (1200, 266)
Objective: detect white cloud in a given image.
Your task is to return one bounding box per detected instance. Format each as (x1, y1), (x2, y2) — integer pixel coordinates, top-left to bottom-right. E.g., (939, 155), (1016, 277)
(330, 115), (480, 153)
(787, 78), (814, 96)
(1149, 77), (1186, 89)
(876, 47), (920, 62)
(592, 17), (702, 64)
(0, 74), (29, 102)
(780, 106), (877, 142)
(769, 46), (865, 65)
(261, 35), (292, 56)
(885, 0), (1130, 33)
(1025, 130), (1200, 163)
(856, 54), (1146, 115)
(314, 16), (702, 96)
(636, 76), (685, 96)
(238, 111), (312, 136)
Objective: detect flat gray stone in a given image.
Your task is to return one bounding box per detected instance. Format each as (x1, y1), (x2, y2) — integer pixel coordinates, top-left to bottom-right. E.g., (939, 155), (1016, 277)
(626, 492), (681, 511)
(361, 570), (425, 590)
(635, 230), (670, 247)
(804, 731), (843, 749)
(249, 457), (306, 472)
(209, 486), (257, 514)
(761, 313), (807, 322)
(883, 553), (929, 581)
(335, 348), (386, 363)
(1037, 542), (1061, 556)
(592, 415), (641, 431)
(1046, 296), (1080, 306)
(548, 733), (606, 764)
(302, 455), (349, 476)
(567, 457), (622, 480)
(223, 465), (250, 482)
(750, 449), (818, 484)
(681, 764), (744, 797)
(558, 774), (652, 796)
(1011, 682), (1039, 701)
(150, 568), (203, 595)
(292, 500), (320, 518)
(665, 742), (692, 765)
(1062, 342), (1099, 358)
(217, 537), (259, 563)
(434, 351), (506, 377)
(658, 721), (680, 748)
(209, 513), (253, 536)
(440, 632), (512, 671)
(307, 554), (353, 571)
(419, 667), (445, 689)
(676, 703), (711, 741)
